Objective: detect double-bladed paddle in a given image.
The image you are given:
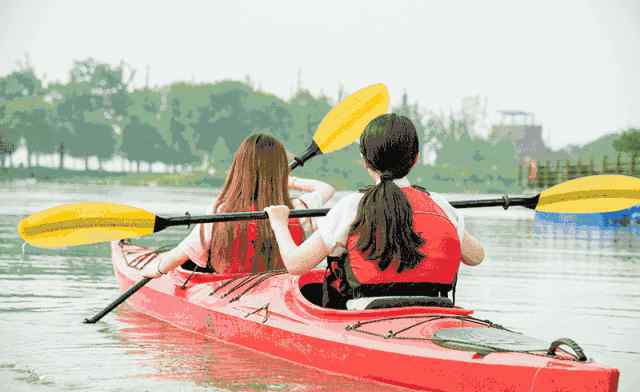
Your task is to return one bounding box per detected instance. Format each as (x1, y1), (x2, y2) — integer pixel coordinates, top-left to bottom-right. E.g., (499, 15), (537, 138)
(19, 174), (640, 251)
(17, 83), (390, 323)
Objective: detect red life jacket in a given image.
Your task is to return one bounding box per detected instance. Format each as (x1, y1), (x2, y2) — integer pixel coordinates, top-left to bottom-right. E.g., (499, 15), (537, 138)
(221, 219), (305, 274)
(344, 187), (461, 289)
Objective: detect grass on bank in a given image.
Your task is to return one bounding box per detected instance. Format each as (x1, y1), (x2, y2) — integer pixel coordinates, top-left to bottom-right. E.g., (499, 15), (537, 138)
(1, 165), (523, 193)
(0, 167), (225, 188)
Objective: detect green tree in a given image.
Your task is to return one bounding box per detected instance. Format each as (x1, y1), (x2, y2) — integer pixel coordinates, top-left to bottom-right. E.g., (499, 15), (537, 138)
(613, 128), (640, 159)
(196, 84), (247, 152)
(121, 115), (165, 172)
(53, 58), (131, 170)
(211, 136), (231, 174)
(8, 97), (57, 167)
(393, 91), (426, 141)
(0, 68), (45, 167)
(287, 89), (331, 153)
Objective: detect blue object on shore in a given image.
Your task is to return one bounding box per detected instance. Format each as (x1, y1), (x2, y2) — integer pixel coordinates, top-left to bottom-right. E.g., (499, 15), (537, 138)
(535, 204), (640, 228)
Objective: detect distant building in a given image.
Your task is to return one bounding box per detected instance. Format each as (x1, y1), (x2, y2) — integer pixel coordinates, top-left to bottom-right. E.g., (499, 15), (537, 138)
(490, 110), (550, 161)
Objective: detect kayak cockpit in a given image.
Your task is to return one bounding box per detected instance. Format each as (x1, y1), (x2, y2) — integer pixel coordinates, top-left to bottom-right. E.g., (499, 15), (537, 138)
(294, 269), (473, 317)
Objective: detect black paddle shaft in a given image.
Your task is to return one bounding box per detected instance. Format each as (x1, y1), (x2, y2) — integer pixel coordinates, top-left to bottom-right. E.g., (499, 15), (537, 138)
(154, 195), (540, 232)
(83, 277), (152, 324)
(450, 195), (539, 210)
(154, 208), (330, 232)
(289, 141), (321, 170)
(155, 194), (540, 232)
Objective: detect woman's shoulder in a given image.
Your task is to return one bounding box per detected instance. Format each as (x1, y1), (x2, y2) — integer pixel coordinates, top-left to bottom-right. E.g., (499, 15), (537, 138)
(326, 192), (362, 214)
(335, 191), (363, 205)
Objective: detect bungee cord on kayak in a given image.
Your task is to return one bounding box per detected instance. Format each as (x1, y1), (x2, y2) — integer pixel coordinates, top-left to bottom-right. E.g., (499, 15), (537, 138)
(346, 314), (588, 362)
(219, 271), (287, 302)
(227, 272), (288, 303)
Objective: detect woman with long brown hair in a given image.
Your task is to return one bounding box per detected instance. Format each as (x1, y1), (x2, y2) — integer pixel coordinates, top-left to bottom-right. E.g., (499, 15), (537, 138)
(142, 133), (334, 277)
(265, 113), (484, 308)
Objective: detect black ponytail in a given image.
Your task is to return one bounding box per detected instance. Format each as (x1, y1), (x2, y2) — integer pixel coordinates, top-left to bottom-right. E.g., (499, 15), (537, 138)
(350, 113), (424, 272)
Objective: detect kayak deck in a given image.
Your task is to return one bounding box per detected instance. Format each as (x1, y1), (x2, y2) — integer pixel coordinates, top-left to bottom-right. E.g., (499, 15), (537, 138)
(111, 241), (619, 392)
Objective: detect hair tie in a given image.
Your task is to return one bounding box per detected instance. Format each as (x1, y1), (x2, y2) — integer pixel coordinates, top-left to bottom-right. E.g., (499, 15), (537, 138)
(380, 172), (395, 182)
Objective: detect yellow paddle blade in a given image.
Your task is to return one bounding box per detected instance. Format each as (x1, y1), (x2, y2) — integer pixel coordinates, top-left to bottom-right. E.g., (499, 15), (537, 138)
(313, 83), (389, 154)
(18, 202), (156, 249)
(537, 175), (640, 213)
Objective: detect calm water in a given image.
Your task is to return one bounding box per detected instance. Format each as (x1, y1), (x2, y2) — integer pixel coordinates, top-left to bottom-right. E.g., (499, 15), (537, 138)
(1, 183), (639, 391)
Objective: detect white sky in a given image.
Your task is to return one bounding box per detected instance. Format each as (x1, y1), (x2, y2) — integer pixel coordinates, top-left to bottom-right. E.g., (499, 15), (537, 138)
(1, 0), (639, 148)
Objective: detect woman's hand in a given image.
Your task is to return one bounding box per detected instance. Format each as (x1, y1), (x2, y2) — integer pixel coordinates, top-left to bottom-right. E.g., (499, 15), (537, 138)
(141, 257), (166, 279)
(286, 176), (335, 204)
(264, 205), (291, 228)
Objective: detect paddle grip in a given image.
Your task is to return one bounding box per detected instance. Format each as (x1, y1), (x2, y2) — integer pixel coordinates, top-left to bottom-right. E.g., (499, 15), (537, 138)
(289, 141), (321, 170)
(83, 277), (152, 324)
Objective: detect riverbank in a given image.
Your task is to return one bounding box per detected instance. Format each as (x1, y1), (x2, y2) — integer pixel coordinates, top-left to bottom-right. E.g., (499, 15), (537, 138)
(1, 166), (524, 194)
(0, 167), (225, 188)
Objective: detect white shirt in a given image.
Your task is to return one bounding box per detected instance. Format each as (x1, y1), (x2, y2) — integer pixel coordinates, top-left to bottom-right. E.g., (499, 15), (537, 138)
(317, 177), (464, 257)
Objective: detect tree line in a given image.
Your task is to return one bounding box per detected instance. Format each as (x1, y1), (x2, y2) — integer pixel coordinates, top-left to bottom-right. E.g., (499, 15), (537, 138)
(0, 59), (338, 174)
(12, 57), (630, 192)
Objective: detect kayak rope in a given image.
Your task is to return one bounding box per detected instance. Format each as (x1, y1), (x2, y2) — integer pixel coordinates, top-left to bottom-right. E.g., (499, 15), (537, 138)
(228, 272), (287, 303)
(346, 314), (512, 334)
(346, 315), (587, 362)
(210, 270), (287, 302)
(122, 242), (174, 270)
(209, 274), (253, 296)
(244, 303), (270, 323)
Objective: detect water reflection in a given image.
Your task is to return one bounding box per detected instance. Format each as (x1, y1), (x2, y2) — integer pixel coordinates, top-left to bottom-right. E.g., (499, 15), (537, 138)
(110, 307), (410, 392)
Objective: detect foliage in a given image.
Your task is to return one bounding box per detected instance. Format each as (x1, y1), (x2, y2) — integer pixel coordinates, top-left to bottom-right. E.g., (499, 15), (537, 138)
(211, 136), (231, 174)
(287, 89), (332, 153)
(2, 59), (634, 193)
(613, 129), (640, 158)
(52, 58), (130, 169)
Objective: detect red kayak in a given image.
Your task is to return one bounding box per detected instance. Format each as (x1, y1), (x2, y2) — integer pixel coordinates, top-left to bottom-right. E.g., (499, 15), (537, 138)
(111, 241), (619, 392)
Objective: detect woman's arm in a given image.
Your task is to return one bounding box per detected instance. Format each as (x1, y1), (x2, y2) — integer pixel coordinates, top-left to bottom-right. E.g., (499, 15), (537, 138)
(289, 176), (335, 204)
(461, 230), (485, 266)
(265, 205), (331, 275)
(142, 246), (190, 278)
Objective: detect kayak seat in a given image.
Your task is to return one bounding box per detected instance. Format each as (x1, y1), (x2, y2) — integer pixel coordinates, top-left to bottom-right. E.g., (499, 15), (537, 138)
(346, 296), (454, 310)
(298, 281), (454, 310)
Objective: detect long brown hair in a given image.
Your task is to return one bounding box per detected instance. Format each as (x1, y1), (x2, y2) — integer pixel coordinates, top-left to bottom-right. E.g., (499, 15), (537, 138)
(205, 134), (293, 272)
(350, 113), (424, 273)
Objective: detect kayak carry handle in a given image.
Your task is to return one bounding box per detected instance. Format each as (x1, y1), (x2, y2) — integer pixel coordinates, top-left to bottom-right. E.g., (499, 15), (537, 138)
(547, 338), (588, 362)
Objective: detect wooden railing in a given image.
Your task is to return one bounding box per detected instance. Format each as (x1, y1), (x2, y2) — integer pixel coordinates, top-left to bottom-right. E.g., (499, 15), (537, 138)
(520, 154), (639, 188)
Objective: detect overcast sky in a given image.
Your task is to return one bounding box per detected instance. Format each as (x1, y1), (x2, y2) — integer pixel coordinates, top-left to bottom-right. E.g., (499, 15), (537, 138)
(1, 0), (639, 148)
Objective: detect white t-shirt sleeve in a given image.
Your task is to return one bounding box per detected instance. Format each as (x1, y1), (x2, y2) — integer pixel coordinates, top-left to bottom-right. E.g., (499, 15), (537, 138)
(294, 190), (326, 234)
(429, 192), (465, 241)
(297, 190), (323, 209)
(175, 204), (216, 268)
(316, 192), (362, 256)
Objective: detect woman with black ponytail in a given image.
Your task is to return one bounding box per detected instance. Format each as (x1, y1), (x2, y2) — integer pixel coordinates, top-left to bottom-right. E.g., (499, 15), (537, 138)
(266, 113), (484, 308)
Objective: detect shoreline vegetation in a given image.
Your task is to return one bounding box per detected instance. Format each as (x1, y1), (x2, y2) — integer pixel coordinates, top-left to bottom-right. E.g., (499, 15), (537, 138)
(0, 165), (517, 193)
(0, 167), (225, 188)
(1, 58), (638, 194)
